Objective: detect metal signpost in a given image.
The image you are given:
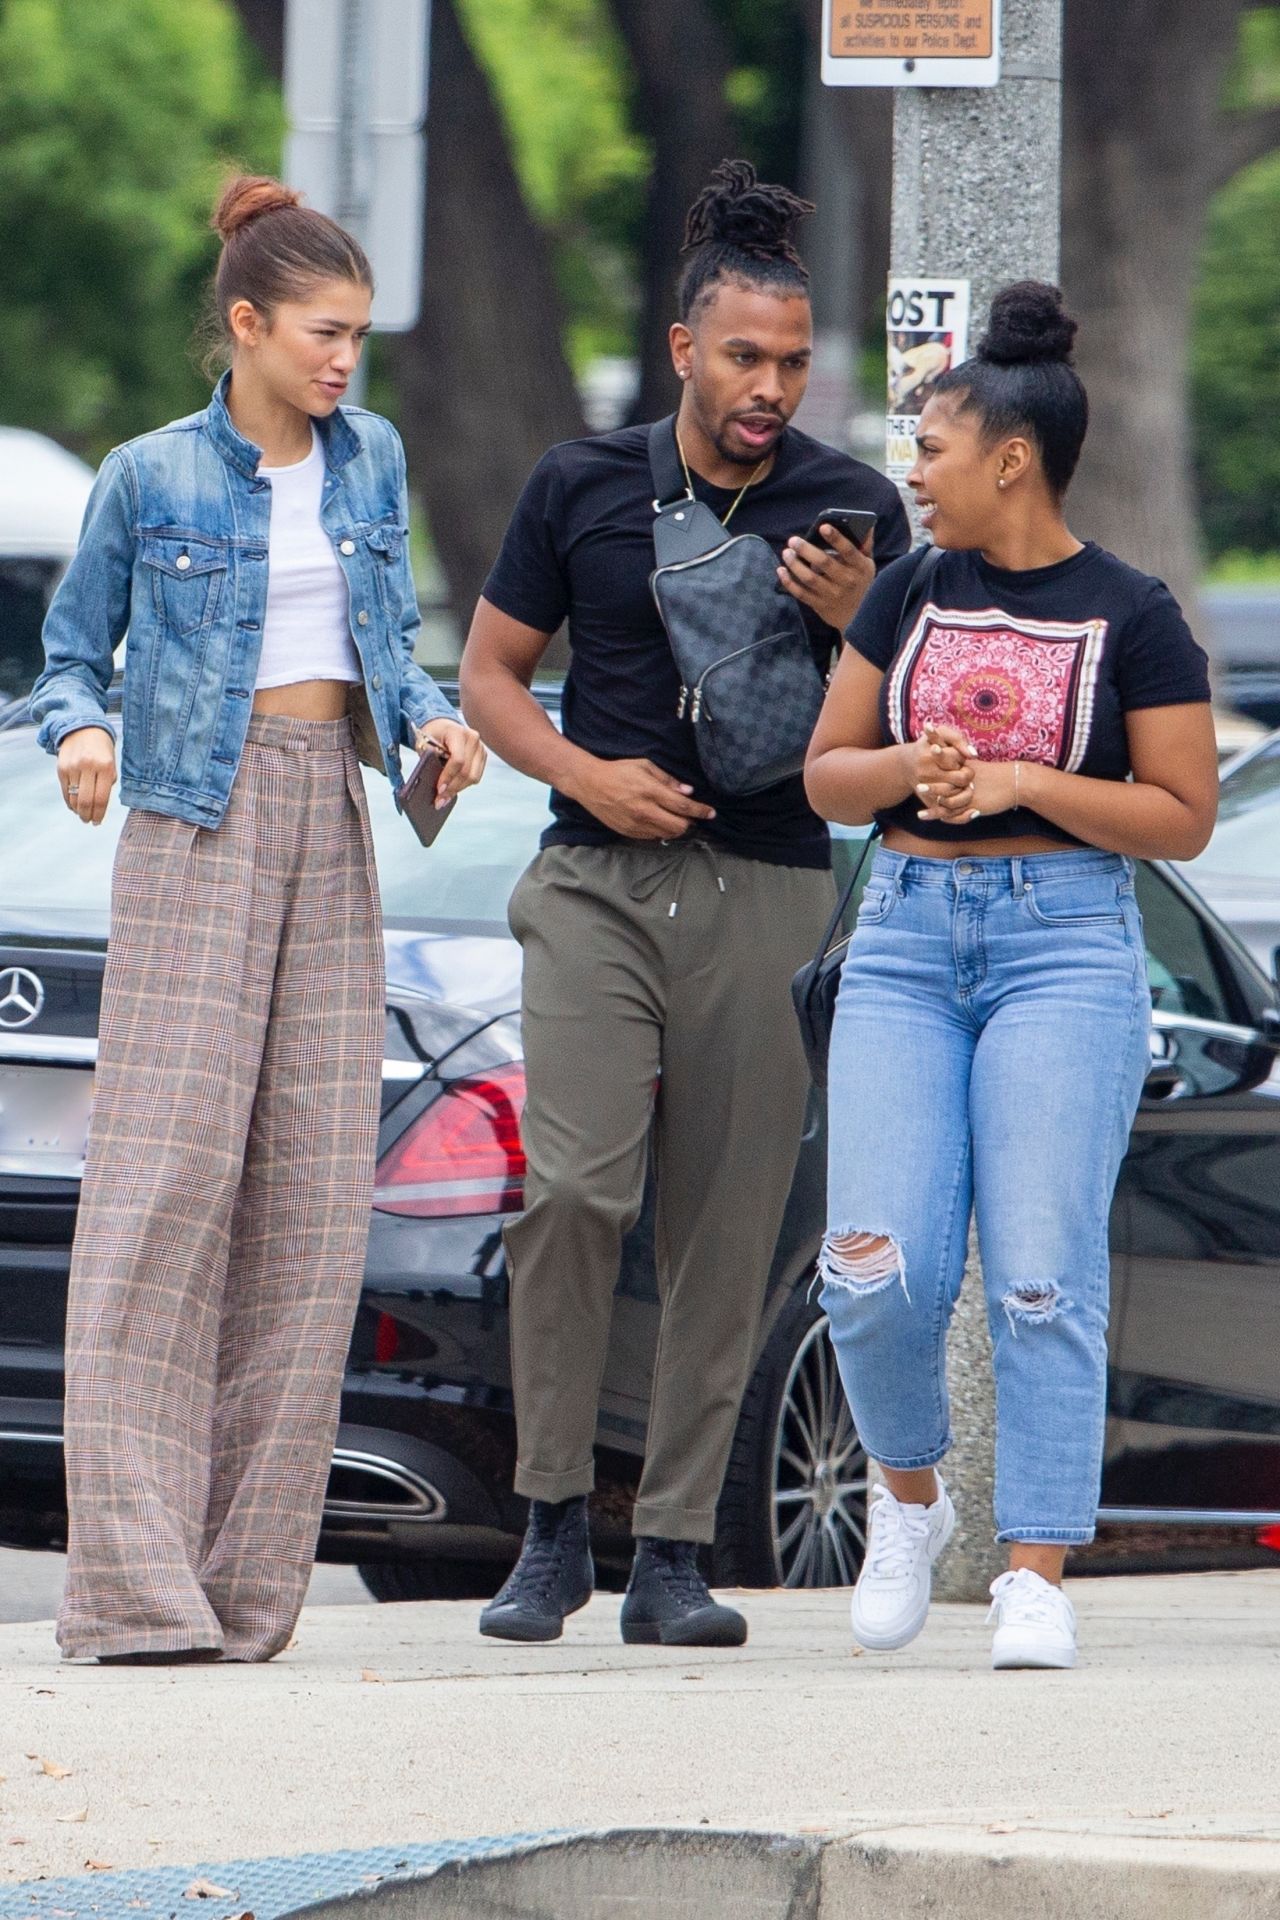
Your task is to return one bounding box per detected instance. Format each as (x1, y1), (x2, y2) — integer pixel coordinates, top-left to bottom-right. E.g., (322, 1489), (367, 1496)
(284, 0), (431, 399)
(825, 0), (1064, 1603)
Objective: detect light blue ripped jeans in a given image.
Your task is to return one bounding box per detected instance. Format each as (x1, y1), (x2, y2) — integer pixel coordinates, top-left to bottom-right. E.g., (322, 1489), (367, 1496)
(821, 847), (1151, 1544)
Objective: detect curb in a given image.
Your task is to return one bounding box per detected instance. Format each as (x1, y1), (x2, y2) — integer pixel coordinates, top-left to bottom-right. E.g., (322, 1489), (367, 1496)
(8, 1826), (1280, 1920)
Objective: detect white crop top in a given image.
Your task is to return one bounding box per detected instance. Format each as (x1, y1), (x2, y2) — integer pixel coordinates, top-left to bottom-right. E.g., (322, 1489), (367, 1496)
(255, 428), (361, 690)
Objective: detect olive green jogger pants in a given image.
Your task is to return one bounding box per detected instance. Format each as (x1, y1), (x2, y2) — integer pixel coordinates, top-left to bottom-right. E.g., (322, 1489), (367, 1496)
(502, 838), (834, 1545)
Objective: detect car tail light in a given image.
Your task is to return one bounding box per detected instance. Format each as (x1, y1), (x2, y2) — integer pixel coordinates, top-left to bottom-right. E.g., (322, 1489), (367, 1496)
(1259, 1524), (1280, 1553)
(373, 1064), (526, 1218)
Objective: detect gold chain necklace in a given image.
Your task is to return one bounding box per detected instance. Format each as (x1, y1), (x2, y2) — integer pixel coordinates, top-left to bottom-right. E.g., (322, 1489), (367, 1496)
(676, 430), (769, 527)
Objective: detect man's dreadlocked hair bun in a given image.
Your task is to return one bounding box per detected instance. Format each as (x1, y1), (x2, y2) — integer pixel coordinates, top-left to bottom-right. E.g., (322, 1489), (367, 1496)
(678, 159), (814, 321)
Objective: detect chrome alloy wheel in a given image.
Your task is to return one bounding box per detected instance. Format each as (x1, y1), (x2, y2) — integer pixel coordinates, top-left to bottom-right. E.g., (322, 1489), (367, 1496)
(772, 1314), (868, 1587)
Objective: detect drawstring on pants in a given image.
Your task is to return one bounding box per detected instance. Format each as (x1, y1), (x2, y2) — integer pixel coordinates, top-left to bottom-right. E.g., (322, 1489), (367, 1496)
(626, 838), (727, 917)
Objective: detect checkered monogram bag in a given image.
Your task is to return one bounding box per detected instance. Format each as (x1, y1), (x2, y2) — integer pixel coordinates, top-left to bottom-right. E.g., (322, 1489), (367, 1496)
(647, 417), (826, 796)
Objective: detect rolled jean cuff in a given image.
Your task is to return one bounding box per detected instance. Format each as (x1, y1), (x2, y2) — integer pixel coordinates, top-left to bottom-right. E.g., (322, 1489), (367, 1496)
(514, 1458), (595, 1503)
(866, 1439), (951, 1472)
(631, 1499), (718, 1545)
(995, 1526), (1095, 1546)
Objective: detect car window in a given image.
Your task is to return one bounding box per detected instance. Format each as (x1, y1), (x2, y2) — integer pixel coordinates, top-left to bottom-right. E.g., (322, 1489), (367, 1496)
(1185, 738), (1280, 884)
(1134, 863), (1234, 1023)
(0, 731), (549, 935)
(364, 752), (546, 925)
(0, 559), (62, 701)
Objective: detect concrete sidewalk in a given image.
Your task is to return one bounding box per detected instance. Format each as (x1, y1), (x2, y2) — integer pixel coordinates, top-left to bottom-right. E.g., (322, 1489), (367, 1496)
(1, 1572), (1278, 1897)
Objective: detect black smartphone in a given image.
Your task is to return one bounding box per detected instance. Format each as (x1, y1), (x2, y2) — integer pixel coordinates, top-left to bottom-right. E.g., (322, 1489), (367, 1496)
(800, 507), (877, 552)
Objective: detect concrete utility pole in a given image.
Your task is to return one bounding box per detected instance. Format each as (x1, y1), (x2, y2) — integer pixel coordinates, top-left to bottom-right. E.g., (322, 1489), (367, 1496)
(890, 0), (1064, 1604)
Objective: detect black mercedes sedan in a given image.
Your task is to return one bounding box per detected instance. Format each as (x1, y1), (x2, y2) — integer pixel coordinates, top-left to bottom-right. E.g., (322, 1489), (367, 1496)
(2, 682), (1280, 1600)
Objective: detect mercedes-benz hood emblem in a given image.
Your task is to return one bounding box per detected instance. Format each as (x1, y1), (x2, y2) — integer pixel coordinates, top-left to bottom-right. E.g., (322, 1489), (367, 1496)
(0, 967), (45, 1030)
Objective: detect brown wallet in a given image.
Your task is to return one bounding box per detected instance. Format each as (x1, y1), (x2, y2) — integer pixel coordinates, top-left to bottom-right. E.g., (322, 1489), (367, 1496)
(399, 743), (457, 847)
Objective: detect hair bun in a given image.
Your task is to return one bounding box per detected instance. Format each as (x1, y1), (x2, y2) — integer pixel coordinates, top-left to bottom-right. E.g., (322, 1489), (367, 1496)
(212, 174), (304, 241)
(978, 281), (1077, 366)
(683, 158), (813, 260)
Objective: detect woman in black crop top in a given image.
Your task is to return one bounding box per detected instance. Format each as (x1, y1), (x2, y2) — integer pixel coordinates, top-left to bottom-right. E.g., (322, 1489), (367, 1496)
(802, 283), (1218, 1671)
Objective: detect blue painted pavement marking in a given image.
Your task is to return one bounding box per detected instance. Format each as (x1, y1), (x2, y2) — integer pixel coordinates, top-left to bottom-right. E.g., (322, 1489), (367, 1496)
(0, 1833), (568, 1920)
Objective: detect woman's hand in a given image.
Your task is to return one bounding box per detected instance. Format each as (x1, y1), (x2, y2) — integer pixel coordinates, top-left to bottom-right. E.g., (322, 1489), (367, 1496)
(777, 524), (876, 631)
(917, 744), (1020, 825)
(414, 720), (487, 807)
(56, 726), (117, 826)
(910, 723), (977, 820)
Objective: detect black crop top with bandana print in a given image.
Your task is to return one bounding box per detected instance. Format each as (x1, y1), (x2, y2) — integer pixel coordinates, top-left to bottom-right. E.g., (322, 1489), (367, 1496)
(847, 540), (1212, 845)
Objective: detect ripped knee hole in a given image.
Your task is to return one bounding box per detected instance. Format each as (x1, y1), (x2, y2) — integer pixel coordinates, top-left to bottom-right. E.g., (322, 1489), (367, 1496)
(1001, 1281), (1069, 1329)
(819, 1230), (907, 1299)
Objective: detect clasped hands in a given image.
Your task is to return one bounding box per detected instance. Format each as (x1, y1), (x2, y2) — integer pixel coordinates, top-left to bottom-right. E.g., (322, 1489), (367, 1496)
(908, 724), (1019, 824)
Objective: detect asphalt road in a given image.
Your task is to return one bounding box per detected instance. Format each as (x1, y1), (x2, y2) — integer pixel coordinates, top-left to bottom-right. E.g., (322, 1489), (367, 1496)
(0, 1546), (367, 1624)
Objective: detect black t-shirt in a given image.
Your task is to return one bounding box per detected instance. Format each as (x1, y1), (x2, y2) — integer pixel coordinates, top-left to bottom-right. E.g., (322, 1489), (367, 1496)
(483, 422), (910, 867)
(848, 541), (1212, 844)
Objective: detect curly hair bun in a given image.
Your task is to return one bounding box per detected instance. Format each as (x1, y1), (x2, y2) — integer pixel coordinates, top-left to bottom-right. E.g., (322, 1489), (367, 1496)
(212, 174), (304, 241)
(978, 281), (1078, 366)
(683, 159), (814, 262)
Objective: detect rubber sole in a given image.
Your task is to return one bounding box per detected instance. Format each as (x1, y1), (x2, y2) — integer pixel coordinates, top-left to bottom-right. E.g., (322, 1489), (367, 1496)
(849, 1497), (957, 1652)
(478, 1586), (593, 1645)
(991, 1631), (1077, 1670)
(620, 1608), (747, 1648)
(97, 1648), (222, 1665)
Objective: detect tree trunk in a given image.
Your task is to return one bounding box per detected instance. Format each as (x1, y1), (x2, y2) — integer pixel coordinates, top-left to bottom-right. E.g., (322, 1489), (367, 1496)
(395, 0), (586, 660)
(1061, 0), (1248, 649)
(230, 0), (285, 81)
(608, 0), (736, 425)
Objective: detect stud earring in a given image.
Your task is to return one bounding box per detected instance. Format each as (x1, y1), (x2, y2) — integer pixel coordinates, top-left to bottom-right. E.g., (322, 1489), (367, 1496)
(679, 369), (690, 380)
(998, 478), (1006, 489)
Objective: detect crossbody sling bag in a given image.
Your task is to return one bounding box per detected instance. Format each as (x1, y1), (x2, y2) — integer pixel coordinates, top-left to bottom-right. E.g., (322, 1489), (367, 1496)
(646, 415), (827, 796)
(791, 542), (944, 1086)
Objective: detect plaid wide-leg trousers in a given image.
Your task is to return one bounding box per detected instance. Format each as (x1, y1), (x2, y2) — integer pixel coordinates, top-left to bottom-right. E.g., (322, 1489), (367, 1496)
(56, 715), (384, 1661)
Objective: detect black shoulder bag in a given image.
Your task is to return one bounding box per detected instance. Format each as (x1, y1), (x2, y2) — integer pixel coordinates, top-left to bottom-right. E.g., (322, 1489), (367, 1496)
(790, 543), (943, 1087)
(646, 416), (826, 796)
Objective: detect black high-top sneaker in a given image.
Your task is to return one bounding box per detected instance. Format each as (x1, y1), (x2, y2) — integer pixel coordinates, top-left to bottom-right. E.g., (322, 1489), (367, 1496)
(619, 1536), (747, 1647)
(478, 1496), (594, 1643)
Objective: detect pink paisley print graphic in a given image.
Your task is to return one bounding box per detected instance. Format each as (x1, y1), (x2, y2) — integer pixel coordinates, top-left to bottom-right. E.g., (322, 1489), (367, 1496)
(887, 608), (1108, 773)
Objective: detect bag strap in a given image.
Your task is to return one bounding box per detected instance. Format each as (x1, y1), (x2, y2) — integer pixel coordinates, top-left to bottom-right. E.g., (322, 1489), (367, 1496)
(647, 415), (691, 512)
(815, 542), (946, 944)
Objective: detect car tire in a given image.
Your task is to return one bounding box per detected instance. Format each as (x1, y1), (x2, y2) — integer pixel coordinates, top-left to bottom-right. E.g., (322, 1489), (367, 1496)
(714, 1284), (869, 1589)
(357, 1558), (507, 1604)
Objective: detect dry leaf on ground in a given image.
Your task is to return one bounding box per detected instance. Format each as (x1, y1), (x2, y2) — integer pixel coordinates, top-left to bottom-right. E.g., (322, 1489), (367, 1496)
(85, 1859), (114, 1871)
(986, 1823), (1018, 1834)
(360, 1668), (385, 1683)
(55, 1809), (88, 1825)
(184, 1881), (237, 1901)
(37, 1757), (73, 1780)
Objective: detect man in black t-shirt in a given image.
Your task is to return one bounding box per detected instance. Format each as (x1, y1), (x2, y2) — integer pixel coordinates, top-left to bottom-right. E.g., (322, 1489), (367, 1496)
(460, 161), (910, 1648)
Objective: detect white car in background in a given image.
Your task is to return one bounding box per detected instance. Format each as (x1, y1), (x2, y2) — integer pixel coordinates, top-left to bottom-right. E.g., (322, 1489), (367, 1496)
(0, 427), (95, 703)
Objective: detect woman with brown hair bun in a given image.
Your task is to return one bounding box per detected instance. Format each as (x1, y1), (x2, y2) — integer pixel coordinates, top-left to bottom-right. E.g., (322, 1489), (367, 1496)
(32, 174), (485, 1664)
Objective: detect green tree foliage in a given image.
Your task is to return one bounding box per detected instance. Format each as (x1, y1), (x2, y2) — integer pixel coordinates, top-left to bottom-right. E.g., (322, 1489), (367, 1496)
(455, 0), (807, 369)
(1192, 151), (1280, 561)
(456, 0), (647, 365)
(1192, 9), (1280, 562)
(0, 0), (281, 458)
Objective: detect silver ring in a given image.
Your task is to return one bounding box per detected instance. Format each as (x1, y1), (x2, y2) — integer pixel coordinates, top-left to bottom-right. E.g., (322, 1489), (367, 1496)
(68, 785), (80, 796)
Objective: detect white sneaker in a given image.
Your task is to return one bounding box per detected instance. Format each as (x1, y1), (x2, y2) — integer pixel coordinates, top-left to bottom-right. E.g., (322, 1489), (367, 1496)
(849, 1480), (956, 1650)
(987, 1569), (1077, 1669)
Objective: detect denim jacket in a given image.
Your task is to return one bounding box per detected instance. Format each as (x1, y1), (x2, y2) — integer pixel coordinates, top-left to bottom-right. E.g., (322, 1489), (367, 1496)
(31, 374), (456, 826)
